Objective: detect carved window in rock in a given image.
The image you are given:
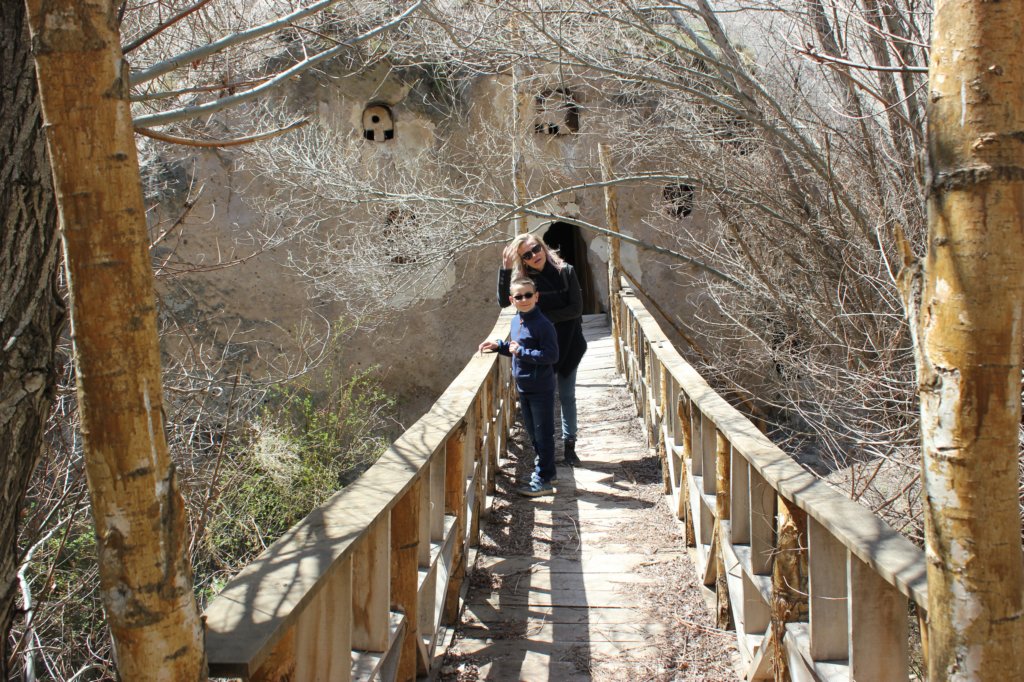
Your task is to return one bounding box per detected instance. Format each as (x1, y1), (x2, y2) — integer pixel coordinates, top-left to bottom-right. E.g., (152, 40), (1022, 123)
(382, 210), (419, 264)
(533, 89), (580, 136)
(362, 104), (395, 141)
(663, 184), (695, 219)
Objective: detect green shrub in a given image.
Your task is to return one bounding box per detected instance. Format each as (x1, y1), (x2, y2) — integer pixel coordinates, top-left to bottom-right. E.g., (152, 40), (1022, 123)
(202, 367), (395, 574)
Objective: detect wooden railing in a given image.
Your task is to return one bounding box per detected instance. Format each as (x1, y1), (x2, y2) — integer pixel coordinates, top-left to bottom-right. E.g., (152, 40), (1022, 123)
(203, 313), (515, 680)
(611, 281), (928, 681)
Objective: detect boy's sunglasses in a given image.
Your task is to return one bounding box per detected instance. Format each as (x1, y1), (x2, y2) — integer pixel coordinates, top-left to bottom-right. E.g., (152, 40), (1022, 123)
(512, 292), (536, 301)
(520, 243), (544, 259)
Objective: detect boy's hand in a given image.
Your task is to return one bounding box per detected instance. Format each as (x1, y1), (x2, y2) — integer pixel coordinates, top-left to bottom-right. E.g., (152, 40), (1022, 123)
(508, 341), (521, 356)
(479, 340), (499, 353)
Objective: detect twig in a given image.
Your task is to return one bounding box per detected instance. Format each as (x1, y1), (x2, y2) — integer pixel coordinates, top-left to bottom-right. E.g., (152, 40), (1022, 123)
(136, 118), (309, 148)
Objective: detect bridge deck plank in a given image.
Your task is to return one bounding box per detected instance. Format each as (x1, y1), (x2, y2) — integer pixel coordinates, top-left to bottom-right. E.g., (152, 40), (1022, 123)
(442, 315), (736, 681)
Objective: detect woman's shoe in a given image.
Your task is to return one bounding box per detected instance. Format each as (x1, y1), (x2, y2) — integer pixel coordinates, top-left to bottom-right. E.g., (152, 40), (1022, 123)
(563, 439), (582, 466)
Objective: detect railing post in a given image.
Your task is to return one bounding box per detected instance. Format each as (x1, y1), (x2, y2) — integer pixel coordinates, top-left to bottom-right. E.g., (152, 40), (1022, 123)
(641, 339), (655, 444)
(730, 451), (750, 546)
(749, 468), (774, 576)
(715, 430), (733, 629)
(808, 518), (848, 663)
(848, 552), (908, 680)
(391, 479), (423, 680)
(677, 395), (696, 544)
(442, 425), (468, 624)
(352, 516), (391, 653)
(253, 586), (359, 682)
(598, 142), (623, 374)
(771, 496), (807, 681)
(469, 391), (487, 545)
(701, 411), (717, 496)
(487, 366), (503, 493)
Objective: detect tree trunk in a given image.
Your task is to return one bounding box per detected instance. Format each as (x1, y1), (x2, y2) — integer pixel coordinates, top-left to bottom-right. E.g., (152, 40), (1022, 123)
(0, 3), (62, 676)
(24, 0), (207, 678)
(714, 430), (733, 630)
(915, 0), (1024, 676)
(770, 497), (807, 682)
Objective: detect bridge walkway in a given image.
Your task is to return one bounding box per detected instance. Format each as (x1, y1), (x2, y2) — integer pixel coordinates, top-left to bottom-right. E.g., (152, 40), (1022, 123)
(441, 315), (737, 680)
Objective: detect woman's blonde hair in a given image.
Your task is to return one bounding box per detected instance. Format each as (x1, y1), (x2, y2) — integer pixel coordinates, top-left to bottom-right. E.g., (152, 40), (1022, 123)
(508, 232), (565, 278)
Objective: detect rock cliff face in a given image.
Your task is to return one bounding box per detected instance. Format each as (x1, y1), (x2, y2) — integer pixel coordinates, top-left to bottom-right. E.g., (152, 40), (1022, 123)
(147, 59), (712, 426)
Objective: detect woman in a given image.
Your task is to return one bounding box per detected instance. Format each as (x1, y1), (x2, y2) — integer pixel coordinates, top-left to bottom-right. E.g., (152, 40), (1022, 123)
(498, 233), (587, 465)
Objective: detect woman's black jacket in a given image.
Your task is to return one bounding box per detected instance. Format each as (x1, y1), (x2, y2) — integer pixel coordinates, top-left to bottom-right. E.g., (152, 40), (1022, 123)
(497, 262), (587, 377)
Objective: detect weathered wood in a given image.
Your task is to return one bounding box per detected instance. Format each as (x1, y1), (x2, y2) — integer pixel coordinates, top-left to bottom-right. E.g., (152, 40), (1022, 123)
(250, 628), (296, 682)
(749, 467), (774, 576)
(771, 496), (808, 681)
(605, 289), (931, 680)
(203, 315), (518, 678)
(848, 552), (908, 681)
(442, 425), (468, 624)
(262, 552), (354, 679)
(658, 362), (672, 493)
(808, 518), (847, 661)
(701, 411), (716, 495)
(419, 462), (433, 566)
(660, 363), (672, 437)
(391, 479), (422, 679)
(469, 394), (486, 543)
(690, 399), (704, 477)
(715, 430), (733, 629)
(353, 516), (390, 653)
(617, 294), (927, 610)
(448, 316), (725, 680)
(430, 454), (446, 543)
(731, 448), (751, 545)
(598, 145), (623, 378)
(351, 612), (405, 682)
(678, 396), (696, 545)
(487, 376), (501, 496)
(687, 460), (714, 553)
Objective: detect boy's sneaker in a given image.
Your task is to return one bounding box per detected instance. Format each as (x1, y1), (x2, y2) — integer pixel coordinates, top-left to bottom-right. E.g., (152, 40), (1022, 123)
(517, 479), (554, 497)
(532, 472), (557, 485)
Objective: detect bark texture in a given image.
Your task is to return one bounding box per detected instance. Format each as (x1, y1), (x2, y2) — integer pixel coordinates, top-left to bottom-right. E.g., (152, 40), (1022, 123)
(24, 0), (206, 678)
(0, 2), (62, 675)
(770, 497), (807, 682)
(714, 431), (732, 630)
(917, 0), (1024, 677)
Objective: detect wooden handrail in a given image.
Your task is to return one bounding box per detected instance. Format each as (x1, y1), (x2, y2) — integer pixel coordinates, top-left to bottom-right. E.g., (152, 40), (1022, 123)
(612, 280), (926, 681)
(204, 312), (515, 680)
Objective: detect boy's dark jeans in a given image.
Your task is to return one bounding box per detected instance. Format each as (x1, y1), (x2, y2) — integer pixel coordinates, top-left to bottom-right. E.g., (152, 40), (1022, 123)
(519, 389), (556, 483)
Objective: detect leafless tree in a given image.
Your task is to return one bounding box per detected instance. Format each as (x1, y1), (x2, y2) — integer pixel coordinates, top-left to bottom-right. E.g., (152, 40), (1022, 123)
(240, 0), (933, 537)
(8, 1), (421, 677)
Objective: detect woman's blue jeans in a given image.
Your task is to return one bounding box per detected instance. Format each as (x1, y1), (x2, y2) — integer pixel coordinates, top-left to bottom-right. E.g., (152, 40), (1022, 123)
(519, 389), (556, 483)
(556, 367), (578, 441)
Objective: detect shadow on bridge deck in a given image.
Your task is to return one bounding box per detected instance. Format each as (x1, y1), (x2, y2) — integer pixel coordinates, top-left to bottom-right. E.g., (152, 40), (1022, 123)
(440, 316), (737, 681)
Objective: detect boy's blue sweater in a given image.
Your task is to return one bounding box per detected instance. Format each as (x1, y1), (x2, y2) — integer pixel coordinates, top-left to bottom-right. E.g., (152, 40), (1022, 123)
(496, 307), (559, 394)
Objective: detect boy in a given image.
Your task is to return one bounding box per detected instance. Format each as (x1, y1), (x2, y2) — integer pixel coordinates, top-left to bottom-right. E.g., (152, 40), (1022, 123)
(479, 277), (559, 496)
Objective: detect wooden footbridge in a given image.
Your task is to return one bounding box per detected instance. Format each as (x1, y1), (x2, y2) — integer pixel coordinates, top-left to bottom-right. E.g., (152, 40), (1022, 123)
(203, 283), (927, 681)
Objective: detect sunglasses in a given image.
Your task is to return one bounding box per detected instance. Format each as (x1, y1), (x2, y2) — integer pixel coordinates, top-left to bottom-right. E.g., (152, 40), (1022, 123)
(512, 292), (536, 301)
(520, 243), (544, 260)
